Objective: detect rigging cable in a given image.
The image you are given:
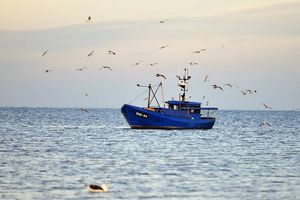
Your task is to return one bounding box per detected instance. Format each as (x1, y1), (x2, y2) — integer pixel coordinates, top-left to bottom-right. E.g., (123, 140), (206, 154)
(128, 88), (148, 104)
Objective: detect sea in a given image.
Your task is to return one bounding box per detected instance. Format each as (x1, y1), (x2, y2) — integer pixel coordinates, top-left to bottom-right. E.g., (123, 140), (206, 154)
(0, 108), (299, 200)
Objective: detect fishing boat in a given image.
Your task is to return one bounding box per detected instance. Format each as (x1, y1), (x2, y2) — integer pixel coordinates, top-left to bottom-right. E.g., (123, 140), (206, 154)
(121, 68), (218, 129)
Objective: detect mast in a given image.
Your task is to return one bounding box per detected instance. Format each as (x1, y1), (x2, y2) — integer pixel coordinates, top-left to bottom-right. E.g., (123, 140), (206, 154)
(147, 84), (151, 108)
(176, 68), (191, 102)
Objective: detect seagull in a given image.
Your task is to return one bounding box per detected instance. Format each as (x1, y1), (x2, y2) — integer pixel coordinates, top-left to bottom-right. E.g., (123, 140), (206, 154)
(79, 108), (88, 112)
(260, 121), (271, 127)
(75, 68), (87, 71)
(149, 62), (158, 66)
(203, 75), (209, 82)
(262, 103), (272, 109)
(205, 100), (209, 106)
(188, 62), (198, 66)
(86, 184), (108, 193)
(246, 89), (257, 94)
(44, 69), (52, 73)
(192, 49), (206, 54)
(212, 84), (223, 91)
(84, 92), (91, 96)
(86, 16), (92, 22)
(160, 19), (168, 24)
(159, 45), (170, 49)
(131, 61), (144, 67)
(102, 66), (112, 71)
(246, 89), (253, 94)
(240, 90), (247, 95)
(87, 51), (94, 57)
(224, 83), (233, 88)
(156, 73), (166, 79)
(107, 50), (116, 55)
(42, 50), (48, 56)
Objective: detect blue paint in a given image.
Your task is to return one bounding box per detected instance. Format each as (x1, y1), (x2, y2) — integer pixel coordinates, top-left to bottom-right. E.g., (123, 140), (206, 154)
(121, 103), (218, 129)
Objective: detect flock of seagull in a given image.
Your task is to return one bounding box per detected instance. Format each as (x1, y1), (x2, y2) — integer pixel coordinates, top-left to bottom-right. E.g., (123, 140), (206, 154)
(40, 16), (276, 193)
(42, 16), (273, 127)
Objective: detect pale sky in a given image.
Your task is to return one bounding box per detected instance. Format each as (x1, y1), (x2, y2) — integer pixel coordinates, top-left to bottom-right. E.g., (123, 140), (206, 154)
(0, 0), (299, 110)
(0, 0), (298, 30)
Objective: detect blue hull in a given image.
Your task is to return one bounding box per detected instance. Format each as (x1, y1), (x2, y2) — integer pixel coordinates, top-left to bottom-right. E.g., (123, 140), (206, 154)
(121, 104), (216, 129)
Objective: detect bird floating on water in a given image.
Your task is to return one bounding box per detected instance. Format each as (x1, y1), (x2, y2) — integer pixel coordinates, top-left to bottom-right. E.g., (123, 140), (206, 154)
(260, 121), (271, 127)
(86, 184), (108, 193)
(156, 73), (166, 79)
(80, 108), (88, 112)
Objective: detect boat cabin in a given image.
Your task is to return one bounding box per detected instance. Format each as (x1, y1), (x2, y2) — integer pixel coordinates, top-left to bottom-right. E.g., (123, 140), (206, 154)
(166, 100), (201, 113)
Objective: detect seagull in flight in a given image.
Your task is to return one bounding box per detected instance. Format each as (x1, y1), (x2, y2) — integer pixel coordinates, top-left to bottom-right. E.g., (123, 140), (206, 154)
(240, 90), (247, 95)
(160, 19), (168, 24)
(44, 69), (52, 73)
(203, 75), (209, 82)
(86, 16), (92, 23)
(205, 100), (209, 106)
(212, 84), (223, 91)
(156, 73), (166, 79)
(192, 49), (206, 54)
(159, 45), (170, 50)
(262, 103), (272, 109)
(188, 62), (198, 66)
(107, 50), (116, 55)
(87, 50), (94, 57)
(131, 61), (144, 67)
(75, 67), (87, 71)
(246, 89), (257, 94)
(102, 66), (112, 71)
(149, 62), (158, 66)
(42, 50), (48, 56)
(84, 92), (91, 96)
(224, 83), (233, 88)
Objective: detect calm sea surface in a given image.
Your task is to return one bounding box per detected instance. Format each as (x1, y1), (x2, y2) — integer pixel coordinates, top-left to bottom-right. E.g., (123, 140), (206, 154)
(0, 108), (299, 199)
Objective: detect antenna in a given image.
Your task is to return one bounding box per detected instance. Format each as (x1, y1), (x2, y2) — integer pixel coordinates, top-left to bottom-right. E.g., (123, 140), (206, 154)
(176, 68), (191, 102)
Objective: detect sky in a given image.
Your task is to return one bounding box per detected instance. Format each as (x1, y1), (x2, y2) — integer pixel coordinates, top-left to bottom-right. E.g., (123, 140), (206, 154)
(0, 0), (299, 110)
